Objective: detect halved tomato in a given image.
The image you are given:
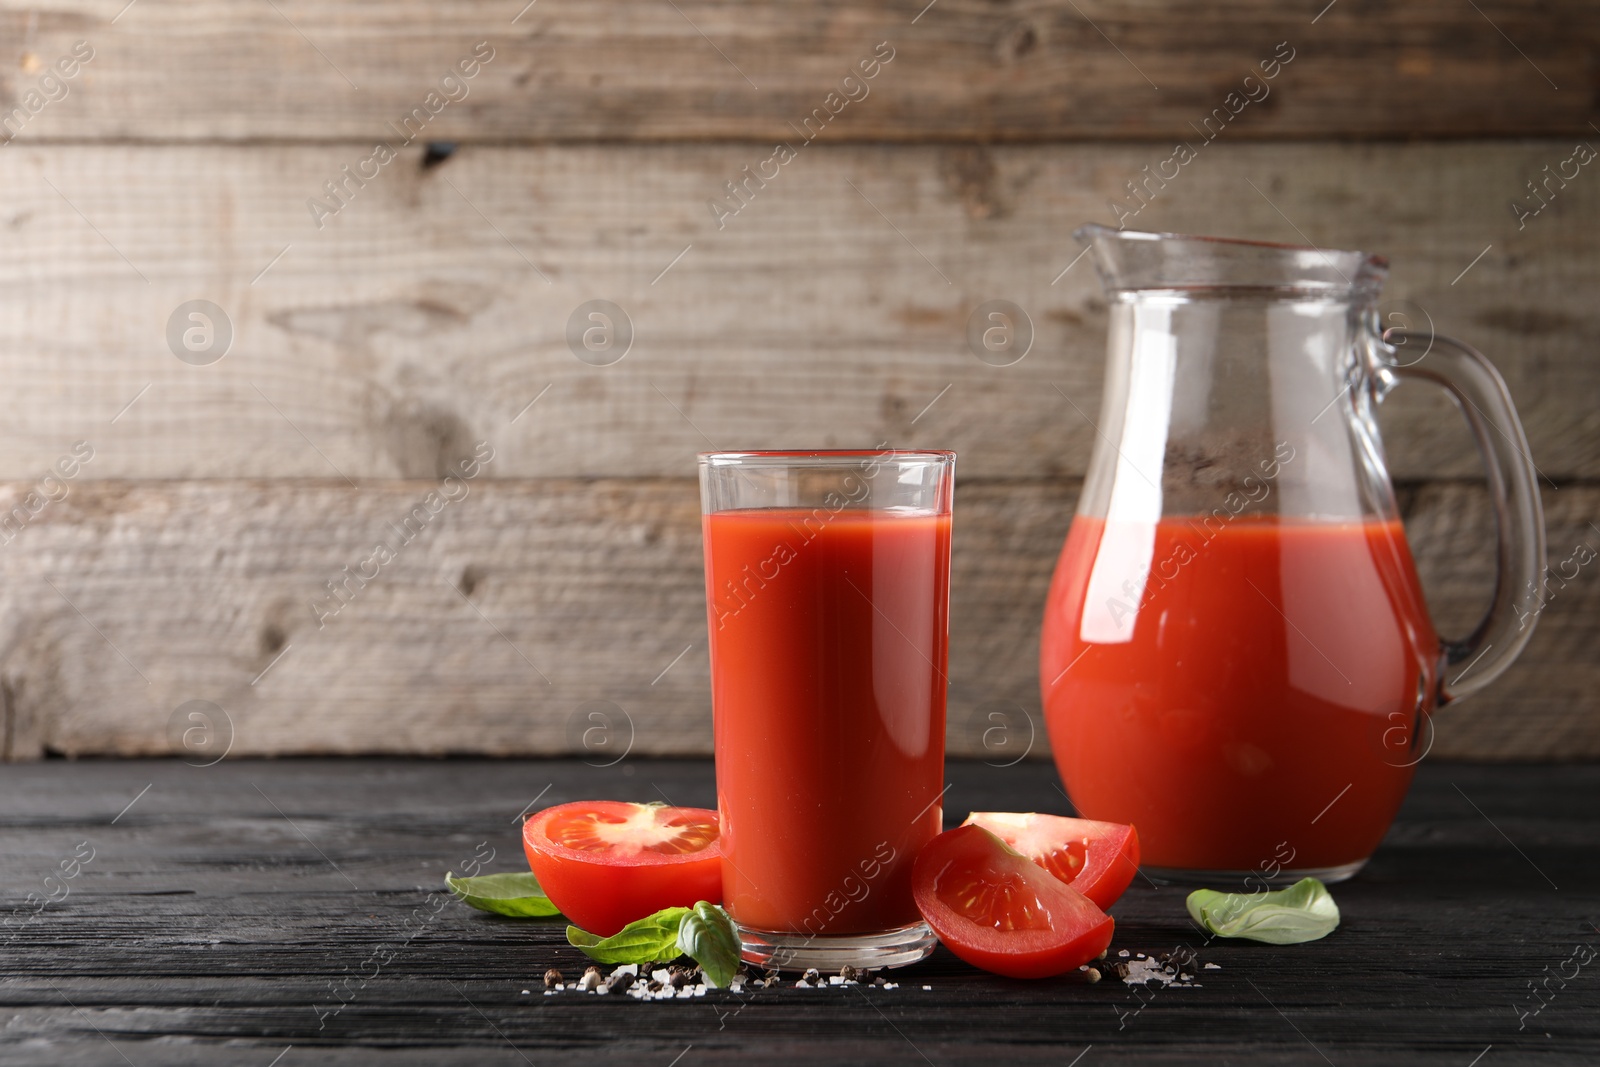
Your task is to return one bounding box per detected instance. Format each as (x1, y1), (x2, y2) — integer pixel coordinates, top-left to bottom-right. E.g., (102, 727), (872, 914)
(522, 801), (721, 936)
(962, 811), (1139, 910)
(913, 824), (1114, 979)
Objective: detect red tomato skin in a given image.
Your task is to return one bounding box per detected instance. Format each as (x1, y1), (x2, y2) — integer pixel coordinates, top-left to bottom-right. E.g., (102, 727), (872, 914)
(1101, 823), (1140, 907)
(941, 923), (1114, 981)
(962, 812), (1141, 910)
(913, 825), (1115, 980)
(521, 802), (723, 937)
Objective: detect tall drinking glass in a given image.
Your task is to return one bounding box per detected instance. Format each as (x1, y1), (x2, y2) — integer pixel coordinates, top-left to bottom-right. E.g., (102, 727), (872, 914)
(699, 450), (955, 970)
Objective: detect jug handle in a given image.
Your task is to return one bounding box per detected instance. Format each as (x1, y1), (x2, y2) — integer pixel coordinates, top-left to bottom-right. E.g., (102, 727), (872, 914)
(1376, 328), (1547, 703)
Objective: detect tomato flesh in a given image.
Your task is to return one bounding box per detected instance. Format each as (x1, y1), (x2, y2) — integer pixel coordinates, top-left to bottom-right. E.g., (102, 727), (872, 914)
(962, 811), (1140, 910)
(522, 801), (721, 936)
(914, 825), (1114, 979)
(935, 861), (1054, 933)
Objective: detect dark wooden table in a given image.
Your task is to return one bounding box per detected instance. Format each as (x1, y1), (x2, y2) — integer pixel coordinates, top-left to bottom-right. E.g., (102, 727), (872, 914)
(3, 758), (1597, 1065)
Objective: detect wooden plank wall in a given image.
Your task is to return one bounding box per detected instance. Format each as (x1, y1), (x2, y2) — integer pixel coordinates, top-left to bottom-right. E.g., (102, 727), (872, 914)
(0, 1), (1595, 761)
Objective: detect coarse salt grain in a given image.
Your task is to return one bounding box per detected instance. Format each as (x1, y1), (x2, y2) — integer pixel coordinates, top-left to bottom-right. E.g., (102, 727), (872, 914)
(921, 985), (932, 991)
(1118, 949), (1131, 957)
(1121, 958), (1201, 987)
(1121, 959), (1170, 985)
(1203, 962), (1222, 970)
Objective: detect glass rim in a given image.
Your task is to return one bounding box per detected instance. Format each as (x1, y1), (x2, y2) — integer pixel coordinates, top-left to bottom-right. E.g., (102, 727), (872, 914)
(699, 449), (956, 467)
(1077, 222), (1385, 258)
(1074, 222), (1388, 296)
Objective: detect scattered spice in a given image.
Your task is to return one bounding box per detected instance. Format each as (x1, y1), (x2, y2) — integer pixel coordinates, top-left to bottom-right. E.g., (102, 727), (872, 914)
(1164, 946), (1199, 971)
(551, 950), (1153, 998)
(1081, 945), (1214, 986)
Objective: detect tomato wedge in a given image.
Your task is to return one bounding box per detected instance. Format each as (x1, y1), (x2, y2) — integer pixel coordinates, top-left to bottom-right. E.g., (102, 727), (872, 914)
(962, 811), (1140, 910)
(913, 825), (1114, 979)
(522, 801), (721, 936)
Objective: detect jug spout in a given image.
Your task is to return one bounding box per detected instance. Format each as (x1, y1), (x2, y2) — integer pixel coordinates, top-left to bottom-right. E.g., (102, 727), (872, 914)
(1073, 224), (1388, 299)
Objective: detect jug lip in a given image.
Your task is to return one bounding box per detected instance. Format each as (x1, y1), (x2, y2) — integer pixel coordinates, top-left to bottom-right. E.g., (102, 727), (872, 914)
(1074, 223), (1388, 297)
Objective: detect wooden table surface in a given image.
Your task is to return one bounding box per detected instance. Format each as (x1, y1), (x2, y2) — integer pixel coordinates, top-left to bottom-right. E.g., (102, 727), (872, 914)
(3, 758), (1597, 1065)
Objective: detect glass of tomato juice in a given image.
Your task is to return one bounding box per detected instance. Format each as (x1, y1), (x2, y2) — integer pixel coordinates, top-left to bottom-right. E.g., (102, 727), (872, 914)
(699, 450), (955, 970)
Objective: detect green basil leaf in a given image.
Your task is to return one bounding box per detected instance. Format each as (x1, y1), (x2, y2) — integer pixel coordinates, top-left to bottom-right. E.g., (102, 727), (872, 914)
(567, 907), (692, 965)
(1186, 877), (1341, 944)
(676, 901), (740, 988)
(445, 872), (561, 918)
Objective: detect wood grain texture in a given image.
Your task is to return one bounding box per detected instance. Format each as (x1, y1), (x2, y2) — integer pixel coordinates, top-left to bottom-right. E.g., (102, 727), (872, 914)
(2, 759), (1598, 1064)
(1, 0), (1595, 143)
(0, 141), (1594, 482)
(1, 477), (1593, 761)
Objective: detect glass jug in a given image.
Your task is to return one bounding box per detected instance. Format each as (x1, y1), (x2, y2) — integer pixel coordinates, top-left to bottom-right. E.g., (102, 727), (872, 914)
(1040, 226), (1546, 883)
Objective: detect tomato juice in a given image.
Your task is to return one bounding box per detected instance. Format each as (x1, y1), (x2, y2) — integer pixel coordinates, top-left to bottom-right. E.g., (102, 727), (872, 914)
(1042, 514), (1440, 873)
(705, 507), (950, 936)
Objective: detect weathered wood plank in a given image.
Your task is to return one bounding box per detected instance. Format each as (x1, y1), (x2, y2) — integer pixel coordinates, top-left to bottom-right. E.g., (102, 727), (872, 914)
(2, 759), (1598, 1063)
(0, 141), (1594, 481)
(1404, 481), (1600, 760)
(1, 0), (1594, 143)
(1, 477), (1593, 761)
